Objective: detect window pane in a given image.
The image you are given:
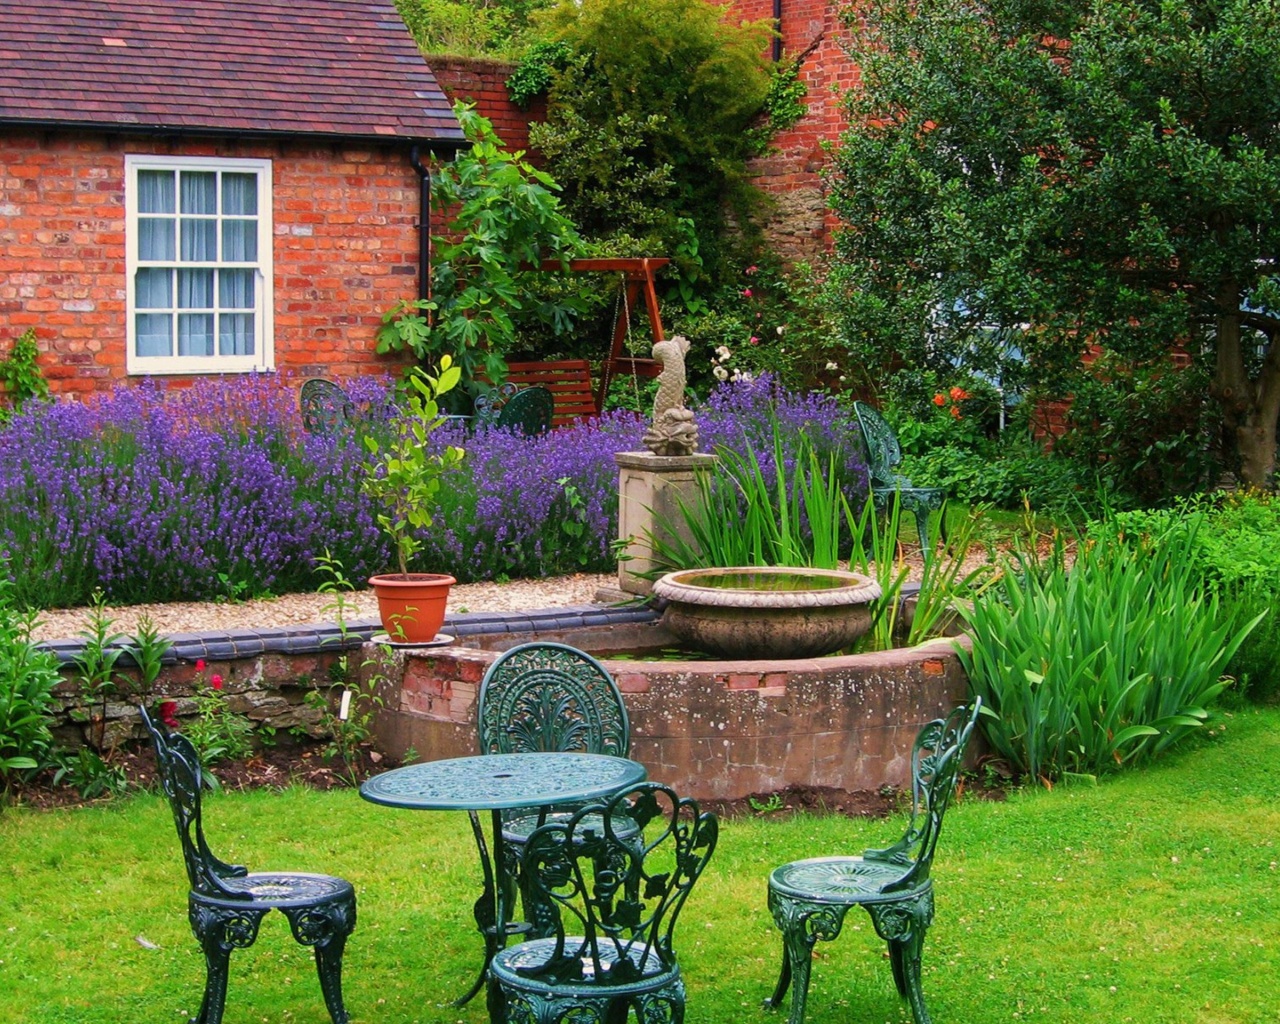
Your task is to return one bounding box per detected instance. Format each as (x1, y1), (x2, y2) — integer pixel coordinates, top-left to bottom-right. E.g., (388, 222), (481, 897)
(180, 219), (217, 262)
(180, 172), (217, 214)
(137, 170), (175, 214)
(138, 218), (175, 261)
(221, 220), (257, 262)
(219, 269), (255, 309)
(219, 313), (255, 356)
(135, 268), (172, 309)
(177, 313), (215, 356)
(136, 314), (172, 356)
(222, 173), (258, 215)
(178, 269), (214, 309)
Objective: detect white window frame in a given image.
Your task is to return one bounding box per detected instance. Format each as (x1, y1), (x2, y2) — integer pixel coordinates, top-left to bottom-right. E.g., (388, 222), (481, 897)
(125, 154), (274, 375)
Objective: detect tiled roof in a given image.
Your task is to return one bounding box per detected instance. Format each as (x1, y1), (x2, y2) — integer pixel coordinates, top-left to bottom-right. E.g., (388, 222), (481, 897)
(0, 0), (464, 144)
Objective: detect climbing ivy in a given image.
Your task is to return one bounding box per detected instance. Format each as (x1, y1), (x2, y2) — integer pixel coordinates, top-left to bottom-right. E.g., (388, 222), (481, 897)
(746, 57), (809, 154)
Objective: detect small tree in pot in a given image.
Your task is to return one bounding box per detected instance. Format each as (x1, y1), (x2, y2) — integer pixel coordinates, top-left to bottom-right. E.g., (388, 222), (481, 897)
(362, 357), (466, 642)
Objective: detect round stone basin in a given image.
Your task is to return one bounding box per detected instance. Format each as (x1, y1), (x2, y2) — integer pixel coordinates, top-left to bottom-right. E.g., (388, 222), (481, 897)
(652, 566), (883, 660)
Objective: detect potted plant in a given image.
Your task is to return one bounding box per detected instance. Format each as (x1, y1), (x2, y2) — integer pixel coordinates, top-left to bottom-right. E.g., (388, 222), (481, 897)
(362, 357), (466, 643)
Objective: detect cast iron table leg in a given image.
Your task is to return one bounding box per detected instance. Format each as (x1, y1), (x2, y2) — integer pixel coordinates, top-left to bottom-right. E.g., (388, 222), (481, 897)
(455, 809), (527, 1007)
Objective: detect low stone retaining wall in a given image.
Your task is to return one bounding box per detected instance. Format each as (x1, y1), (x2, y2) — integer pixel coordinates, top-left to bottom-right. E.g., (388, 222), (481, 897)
(37, 605), (653, 750)
(365, 621), (972, 801)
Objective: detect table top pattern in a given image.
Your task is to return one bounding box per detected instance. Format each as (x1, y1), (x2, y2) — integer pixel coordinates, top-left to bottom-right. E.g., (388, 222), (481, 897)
(359, 752), (647, 811)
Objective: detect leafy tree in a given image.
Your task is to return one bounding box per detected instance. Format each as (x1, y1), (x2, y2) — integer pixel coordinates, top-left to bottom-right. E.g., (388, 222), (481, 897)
(376, 103), (585, 389)
(524, 0), (774, 291)
(830, 0), (1280, 486)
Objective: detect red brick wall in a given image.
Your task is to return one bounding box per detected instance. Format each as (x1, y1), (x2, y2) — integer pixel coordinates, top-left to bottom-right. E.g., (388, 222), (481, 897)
(0, 130), (419, 396)
(737, 0), (850, 263)
(428, 56), (547, 154)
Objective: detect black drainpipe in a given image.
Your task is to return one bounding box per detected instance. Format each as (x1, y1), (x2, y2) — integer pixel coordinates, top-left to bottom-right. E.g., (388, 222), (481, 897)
(409, 145), (431, 302)
(773, 0), (783, 61)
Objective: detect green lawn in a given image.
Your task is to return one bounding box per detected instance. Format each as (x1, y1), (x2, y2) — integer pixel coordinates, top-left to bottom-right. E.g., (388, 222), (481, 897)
(3, 709), (1279, 1024)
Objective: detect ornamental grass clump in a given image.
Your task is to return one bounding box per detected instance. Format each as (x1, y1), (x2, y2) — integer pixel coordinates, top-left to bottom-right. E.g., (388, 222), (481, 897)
(957, 515), (1262, 784)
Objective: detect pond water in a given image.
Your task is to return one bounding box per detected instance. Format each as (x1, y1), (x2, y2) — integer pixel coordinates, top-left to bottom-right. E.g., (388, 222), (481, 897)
(676, 569), (864, 592)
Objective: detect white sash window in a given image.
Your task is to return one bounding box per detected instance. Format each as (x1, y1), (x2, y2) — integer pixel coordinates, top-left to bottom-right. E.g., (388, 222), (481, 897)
(126, 156), (273, 373)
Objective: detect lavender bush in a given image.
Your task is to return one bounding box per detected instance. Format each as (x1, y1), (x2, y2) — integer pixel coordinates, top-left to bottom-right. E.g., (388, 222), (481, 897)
(0, 374), (866, 609)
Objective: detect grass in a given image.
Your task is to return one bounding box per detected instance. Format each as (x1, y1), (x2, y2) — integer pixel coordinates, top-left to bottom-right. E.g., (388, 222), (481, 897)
(3, 709), (1279, 1023)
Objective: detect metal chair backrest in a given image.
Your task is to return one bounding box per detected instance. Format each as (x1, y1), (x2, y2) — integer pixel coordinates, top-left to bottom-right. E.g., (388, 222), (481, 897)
(477, 642), (630, 758)
(495, 385), (554, 436)
(138, 705), (251, 901)
(300, 378), (353, 435)
(865, 698), (981, 892)
(520, 782), (718, 985)
(853, 400), (903, 485)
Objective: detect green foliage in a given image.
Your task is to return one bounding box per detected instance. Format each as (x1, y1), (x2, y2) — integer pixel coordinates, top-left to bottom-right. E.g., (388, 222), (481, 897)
(309, 554), (385, 786)
(1053, 353), (1217, 507)
(649, 432), (855, 572)
(0, 573), (58, 789)
(71, 591), (127, 752)
(829, 0), (1280, 486)
(506, 40), (572, 106)
(362, 359), (467, 576)
(958, 517), (1261, 783)
(526, 0), (774, 291)
(182, 674), (254, 769)
(0, 329), (49, 422)
(375, 104), (585, 388)
(395, 0), (552, 58)
(672, 260), (849, 394)
(51, 748), (127, 800)
(746, 56), (809, 155)
(1108, 490), (1280, 701)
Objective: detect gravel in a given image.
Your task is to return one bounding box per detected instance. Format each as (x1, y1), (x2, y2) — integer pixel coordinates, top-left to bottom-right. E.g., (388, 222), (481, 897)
(30, 573), (619, 643)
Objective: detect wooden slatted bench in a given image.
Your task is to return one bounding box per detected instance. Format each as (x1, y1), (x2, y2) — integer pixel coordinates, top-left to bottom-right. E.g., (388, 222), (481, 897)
(502, 360), (598, 428)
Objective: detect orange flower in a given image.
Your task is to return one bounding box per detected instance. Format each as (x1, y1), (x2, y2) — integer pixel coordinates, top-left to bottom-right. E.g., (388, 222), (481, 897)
(933, 393), (946, 406)
(949, 386), (970, 402)
(950, 405), (962, 419)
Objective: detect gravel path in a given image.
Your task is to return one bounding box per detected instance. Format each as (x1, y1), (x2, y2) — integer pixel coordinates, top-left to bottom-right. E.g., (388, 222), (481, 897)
(31, 573), (618, 642)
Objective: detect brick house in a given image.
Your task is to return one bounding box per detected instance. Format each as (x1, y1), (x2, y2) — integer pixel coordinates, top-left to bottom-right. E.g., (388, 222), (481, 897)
(0, 0), (465, 395)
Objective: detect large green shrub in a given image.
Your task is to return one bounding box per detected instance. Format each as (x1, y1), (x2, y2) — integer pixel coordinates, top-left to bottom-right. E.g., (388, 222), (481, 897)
(958, 518), (1260, 783)
(1110, 491), (1280, 701)
(522, 0), (773, 292)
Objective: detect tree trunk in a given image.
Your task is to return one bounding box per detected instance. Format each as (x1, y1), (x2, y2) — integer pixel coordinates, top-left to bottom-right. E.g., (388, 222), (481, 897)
(1212, 288), (1279, 488)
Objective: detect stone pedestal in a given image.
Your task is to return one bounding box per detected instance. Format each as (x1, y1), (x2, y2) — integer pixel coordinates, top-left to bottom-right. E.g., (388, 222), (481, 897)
(615, 450), (718, 596)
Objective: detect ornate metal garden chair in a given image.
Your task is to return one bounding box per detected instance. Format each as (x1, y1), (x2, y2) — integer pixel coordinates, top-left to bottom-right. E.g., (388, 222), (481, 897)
(853, 400), (949, 557)
(139, 706), (357, 1024)
(476, 383), (556, 436)
(487, 782), (718, 1024)
(299, 378), (354, 435)
(477, 642), (634, 925)
(763, 699), (982, 1024)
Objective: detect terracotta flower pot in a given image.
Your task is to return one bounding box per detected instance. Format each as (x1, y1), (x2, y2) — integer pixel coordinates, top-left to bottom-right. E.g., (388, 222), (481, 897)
(368, 573), (456, 644)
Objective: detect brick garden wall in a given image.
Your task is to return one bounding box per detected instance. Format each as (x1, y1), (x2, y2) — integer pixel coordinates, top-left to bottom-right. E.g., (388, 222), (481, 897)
(738, 0), (851, 263)
(427, 56), (547, 154)
(0, 130), (420, 395)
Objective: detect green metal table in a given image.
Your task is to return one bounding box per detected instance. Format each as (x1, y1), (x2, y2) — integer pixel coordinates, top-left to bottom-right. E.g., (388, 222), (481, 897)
(360, 751), (648, 1005)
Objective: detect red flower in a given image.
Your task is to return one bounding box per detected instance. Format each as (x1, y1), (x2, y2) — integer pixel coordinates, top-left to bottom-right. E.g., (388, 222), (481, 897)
(159, 700), (179, 729)
(746, 265), (758, 274)
(933, 393), (946, 406)
(949, 386), (970, 401)
(742, 288), (753, 298)
(211, 673), (224, 691)
(749, 335), (760, 345)
(195, 659), (206, 672)
(950, 405), (962, 419)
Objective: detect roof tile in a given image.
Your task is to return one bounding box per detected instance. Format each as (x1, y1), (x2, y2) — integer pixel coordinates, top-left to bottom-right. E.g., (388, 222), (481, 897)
(0, 0), (463, 143)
